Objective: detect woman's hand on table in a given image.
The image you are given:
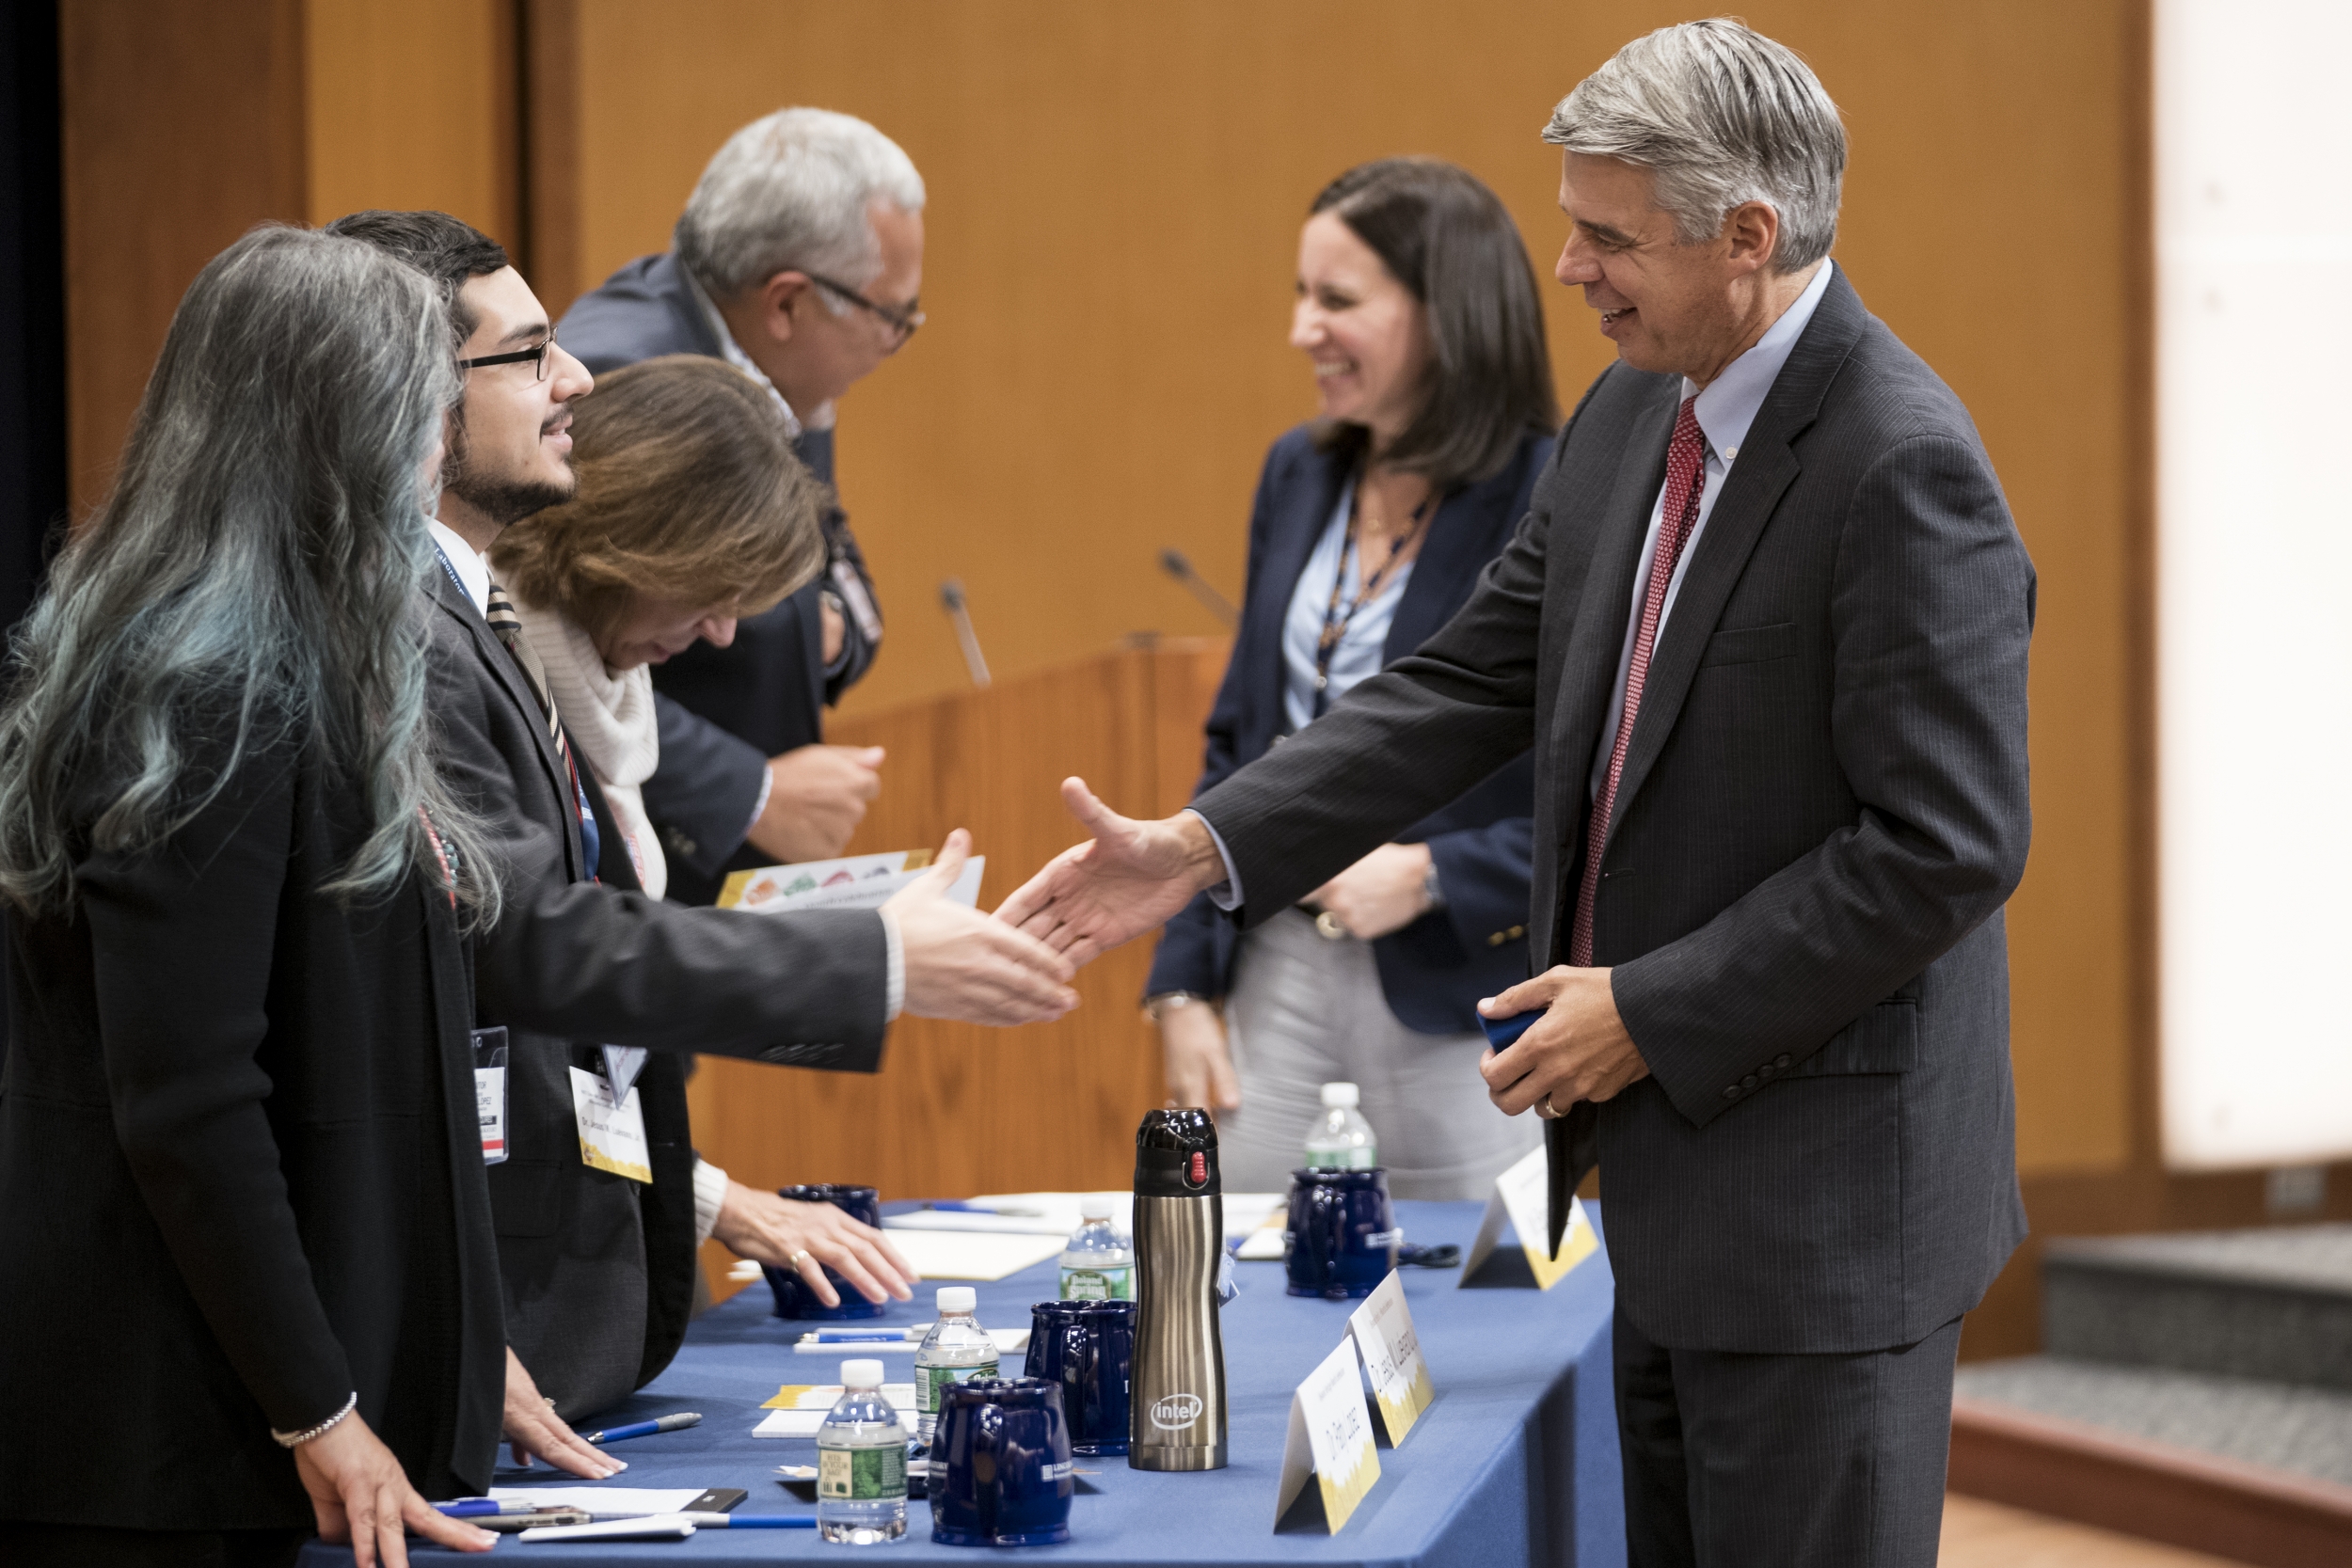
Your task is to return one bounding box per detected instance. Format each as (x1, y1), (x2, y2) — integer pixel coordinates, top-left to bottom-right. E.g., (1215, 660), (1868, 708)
(713, 1182), (920, 1308)
(501, 1346), (625, 1478)
(294, 1410), (494, 1567)
(1308, 843), (1435, 942)
(1158, 1002), (1241, 1113)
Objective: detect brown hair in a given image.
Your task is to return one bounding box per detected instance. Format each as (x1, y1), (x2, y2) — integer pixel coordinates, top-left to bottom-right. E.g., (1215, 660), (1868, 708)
(1308, 158), (1561, 490)
(490, 355), (825, 642)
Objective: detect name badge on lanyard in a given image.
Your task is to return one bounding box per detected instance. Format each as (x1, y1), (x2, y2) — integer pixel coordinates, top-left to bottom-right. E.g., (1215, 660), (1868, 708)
(569, 1064), (653, 1184)
(471, 1026), (510, 1164)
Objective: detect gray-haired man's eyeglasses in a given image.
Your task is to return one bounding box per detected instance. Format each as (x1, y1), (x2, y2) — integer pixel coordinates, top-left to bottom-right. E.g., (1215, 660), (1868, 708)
(458, 325), (560, 382)
(800, 270), (925, 348)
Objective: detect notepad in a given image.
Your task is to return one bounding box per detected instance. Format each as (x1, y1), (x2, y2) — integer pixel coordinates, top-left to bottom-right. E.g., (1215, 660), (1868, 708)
(754, 1384), (920, 1439)
(879, 1227), (1067, 1281)
(487, 1486), (714, 1517)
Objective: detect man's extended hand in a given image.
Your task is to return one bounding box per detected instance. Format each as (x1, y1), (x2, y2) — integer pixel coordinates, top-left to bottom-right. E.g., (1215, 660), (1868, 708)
(885, 829), (1078, 1024)
(994, 778), (1228, 967)
(1477, 966), (1650, 1117)
(711, 1180), (919, 1308)
(744, 744), (884, 863)
(1309, 843), (1435, 942)
(500, 1345), (623, 1478)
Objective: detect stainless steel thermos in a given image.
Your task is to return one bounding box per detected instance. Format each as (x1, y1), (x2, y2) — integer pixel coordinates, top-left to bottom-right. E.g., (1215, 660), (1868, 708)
(1128, 1109), (1227, 1471)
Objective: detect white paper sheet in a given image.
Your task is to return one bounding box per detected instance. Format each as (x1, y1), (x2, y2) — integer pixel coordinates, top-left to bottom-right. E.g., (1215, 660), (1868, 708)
(487, 1486), (709, 1516)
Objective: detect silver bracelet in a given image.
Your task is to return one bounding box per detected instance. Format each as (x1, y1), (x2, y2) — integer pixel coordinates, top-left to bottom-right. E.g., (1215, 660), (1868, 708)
(271, 1391), (358, 1449)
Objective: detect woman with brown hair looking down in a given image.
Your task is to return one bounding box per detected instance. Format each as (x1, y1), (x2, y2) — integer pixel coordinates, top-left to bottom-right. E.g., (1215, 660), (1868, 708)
(491, 353), (827, 901)
(485, 354), (918, 1442)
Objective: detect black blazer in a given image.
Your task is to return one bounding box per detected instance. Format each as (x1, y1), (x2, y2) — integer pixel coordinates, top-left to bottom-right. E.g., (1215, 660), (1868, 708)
(1194, 269), (2036, 1354)
(427, 569), (891, 1417)
(560, 251), (882, 904)
(0, 732), (504, 1528)
(1146, 425), (1550, 1033)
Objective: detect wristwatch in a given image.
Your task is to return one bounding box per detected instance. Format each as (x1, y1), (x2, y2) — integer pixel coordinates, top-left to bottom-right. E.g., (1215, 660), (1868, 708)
(1142, 991), (1210, 1025)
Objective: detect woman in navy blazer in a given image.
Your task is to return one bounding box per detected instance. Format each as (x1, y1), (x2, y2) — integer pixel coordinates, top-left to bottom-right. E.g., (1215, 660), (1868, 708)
(1146, 160), (1561, 1197)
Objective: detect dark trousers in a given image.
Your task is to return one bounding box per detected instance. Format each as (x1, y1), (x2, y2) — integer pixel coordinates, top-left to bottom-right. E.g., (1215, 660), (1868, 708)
(1612, 1307), (1962, 1568)
(0, 1523), (307, 1568)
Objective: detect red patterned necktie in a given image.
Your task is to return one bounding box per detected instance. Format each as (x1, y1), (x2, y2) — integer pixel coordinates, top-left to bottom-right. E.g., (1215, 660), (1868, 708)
(1570, 395), (1707, 967)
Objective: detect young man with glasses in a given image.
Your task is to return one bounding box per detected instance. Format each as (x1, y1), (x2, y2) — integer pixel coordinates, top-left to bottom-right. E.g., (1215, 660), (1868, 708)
(560, 106), (924, 906)
(326, 208), (1071, 1477)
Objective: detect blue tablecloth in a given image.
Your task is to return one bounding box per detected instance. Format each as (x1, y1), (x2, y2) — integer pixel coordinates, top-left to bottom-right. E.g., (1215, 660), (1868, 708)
(306, 1199), (1622, 1568)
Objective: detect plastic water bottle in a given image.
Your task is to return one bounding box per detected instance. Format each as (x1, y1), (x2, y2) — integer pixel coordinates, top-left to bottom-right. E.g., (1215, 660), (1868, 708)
(913, 1287), (999, 1444)
(1058, 1196), (1135, 1300)
(817, 1358), (908, 1544)
(1304, 1081), (1378, 1169)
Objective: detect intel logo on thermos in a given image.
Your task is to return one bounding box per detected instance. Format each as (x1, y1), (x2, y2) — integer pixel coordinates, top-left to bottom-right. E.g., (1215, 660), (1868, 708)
(1149, 1393), (1204, 1430)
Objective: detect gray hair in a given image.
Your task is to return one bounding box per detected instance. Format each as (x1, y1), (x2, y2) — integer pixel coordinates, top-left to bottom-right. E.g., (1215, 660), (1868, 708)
(675, 107), (925, 310)
(0, 225), (499, 920)
(1543, 19), (1846, 272)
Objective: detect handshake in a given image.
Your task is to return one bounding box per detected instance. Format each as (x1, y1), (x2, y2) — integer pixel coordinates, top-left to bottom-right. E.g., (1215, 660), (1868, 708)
(880, 777), (1226, 1028)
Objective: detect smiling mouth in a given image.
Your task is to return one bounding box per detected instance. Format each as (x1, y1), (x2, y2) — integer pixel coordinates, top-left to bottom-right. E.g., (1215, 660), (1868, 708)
(1313, 360), (1355, 379)
(1600, 309), (1633, 326)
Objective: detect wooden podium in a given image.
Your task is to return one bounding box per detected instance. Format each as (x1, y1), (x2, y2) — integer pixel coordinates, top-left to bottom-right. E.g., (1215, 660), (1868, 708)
(685, 637), (1230, 1237)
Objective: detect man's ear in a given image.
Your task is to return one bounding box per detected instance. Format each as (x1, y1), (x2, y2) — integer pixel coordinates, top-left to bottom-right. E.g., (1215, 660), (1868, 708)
(754, 271), (815, 348)
(1722, 200), (1780, 276)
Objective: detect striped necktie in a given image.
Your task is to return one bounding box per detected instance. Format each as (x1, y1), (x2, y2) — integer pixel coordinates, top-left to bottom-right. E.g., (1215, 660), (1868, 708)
(1569, 395), (1707, 968)
(485, 580), (601, 879)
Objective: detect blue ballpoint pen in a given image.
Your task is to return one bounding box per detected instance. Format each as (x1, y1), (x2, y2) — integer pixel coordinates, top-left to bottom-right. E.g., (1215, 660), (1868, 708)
(435, 1498), (529, 1517)
(579, 1411), (702, 1444)
(810, 1329), (913, 1343)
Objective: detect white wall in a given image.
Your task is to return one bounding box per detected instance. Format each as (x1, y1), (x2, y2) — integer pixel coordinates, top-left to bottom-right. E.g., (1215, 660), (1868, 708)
(2158, 0), (2352, 1167)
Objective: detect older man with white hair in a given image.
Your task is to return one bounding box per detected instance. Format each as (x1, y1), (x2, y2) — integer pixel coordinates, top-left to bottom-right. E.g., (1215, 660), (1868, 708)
(1001, 21), (2035, 1565)
(562, 108), (924, 905)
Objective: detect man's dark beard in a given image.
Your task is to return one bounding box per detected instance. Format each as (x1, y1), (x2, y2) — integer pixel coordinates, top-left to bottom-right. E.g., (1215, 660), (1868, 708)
(445, 425), (575, 526)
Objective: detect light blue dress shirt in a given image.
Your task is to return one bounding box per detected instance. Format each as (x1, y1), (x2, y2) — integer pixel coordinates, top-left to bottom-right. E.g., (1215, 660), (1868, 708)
(1279, 477), (1419, 735)
(1585, 260), (1836, 804)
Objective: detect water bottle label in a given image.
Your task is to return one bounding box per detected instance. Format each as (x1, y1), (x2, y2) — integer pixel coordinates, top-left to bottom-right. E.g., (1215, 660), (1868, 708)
(818, 1443), (907, 1500)
(1059, 1265), (1134, 1301)
(1304, 1148), (1376, 1170)
(917, 1358), (1001, 1413)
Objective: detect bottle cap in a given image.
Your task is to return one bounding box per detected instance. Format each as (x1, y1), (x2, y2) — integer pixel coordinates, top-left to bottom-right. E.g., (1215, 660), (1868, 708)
(936, 1286), (977, 1315)
(841, 1358), (884, 1389)
(1078, 1195), (1115, 1220)
(1321, 1081), (1360, 1108)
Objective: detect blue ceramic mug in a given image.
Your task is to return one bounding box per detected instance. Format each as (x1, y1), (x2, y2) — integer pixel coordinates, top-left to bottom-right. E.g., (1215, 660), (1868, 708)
(930, 1378), (1074, 1546)
(1284, 1167), (1401, 1299)
(760, 1183), (888, 1321)
(1024, 1300), (1135, 1456)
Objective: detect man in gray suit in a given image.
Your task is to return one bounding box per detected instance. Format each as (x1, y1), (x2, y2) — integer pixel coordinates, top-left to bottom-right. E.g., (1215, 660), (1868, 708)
(1002, 22), (2034, 1565)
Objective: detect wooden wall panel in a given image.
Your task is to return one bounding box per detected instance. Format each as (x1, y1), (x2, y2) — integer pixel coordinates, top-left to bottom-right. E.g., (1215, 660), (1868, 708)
(562, 0), (2144, 1191)
(303, 0), (518, 244)
(60, 0), (306, 513)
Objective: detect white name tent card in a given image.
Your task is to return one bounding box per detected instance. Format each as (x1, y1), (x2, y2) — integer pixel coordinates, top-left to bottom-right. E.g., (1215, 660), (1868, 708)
(1274, 1335), (1381, 1532)
(1459, 1142), (1599, 1291)
(1348, 1270), (1434, 1444)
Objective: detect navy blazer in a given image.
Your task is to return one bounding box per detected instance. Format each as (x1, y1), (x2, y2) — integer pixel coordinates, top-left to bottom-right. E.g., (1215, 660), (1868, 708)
(559, 251), (882, 904)
(1145, 424), (1550, 1033)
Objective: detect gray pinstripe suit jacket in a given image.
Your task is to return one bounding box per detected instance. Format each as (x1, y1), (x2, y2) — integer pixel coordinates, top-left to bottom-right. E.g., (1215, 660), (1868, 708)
(1192, 269), (2035, 1354)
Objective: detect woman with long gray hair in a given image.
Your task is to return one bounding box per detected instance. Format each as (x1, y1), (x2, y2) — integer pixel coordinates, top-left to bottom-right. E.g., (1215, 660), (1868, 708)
(0, 228), (499, 1567)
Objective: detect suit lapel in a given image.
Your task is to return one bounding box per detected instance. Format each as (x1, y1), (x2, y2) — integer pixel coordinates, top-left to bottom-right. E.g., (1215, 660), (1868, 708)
(1602, 272), (1869, 838)
(1549, 384), (1679, 838)
(429, 568), (583, 879)
(1251, 448), (1347, 733)
(1385, 452), (1519, 659)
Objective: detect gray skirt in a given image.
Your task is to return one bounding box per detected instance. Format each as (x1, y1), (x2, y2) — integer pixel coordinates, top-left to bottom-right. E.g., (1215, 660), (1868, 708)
(1215, 909), (1542, 1201)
